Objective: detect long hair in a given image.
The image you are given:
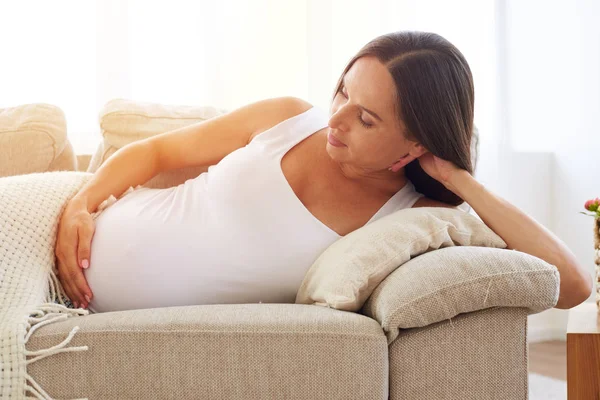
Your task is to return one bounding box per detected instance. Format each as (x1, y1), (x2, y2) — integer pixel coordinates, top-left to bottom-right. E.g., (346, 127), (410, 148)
(331, 31), (479, 206)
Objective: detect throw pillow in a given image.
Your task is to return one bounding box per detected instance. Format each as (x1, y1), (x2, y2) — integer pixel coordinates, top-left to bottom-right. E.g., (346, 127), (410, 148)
(295, 207), (508, 311)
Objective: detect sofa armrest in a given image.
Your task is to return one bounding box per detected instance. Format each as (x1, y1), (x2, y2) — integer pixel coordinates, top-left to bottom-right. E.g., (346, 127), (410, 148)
(359, 246), (560, 345)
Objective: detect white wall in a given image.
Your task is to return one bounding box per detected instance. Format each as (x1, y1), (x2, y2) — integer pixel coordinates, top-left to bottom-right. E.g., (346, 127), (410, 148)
(503, 0), (600, 342)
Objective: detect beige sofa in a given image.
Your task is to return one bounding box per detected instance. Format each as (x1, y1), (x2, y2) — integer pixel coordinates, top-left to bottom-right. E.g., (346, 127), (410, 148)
(0, 101), (560, 399)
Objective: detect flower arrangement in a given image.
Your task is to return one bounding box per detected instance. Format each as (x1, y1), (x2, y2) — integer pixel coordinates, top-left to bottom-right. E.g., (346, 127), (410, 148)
(582, 197), (600, 310)
(581, 198), (600, 218)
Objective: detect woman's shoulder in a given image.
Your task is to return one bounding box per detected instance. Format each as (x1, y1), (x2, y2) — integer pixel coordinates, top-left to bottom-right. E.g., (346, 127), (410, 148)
(248, 97), (314, 144)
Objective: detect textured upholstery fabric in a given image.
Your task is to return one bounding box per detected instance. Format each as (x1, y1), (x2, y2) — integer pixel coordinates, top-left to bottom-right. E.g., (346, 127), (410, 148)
(88, 98), (229, 189)
(388, 306), (530, 400)
(360, 246), (560, 344)
(27, 304), (389, 400)
(296, 207), (509, 311)
(76, 154), (92, 172)
(0, 103), (77, 177)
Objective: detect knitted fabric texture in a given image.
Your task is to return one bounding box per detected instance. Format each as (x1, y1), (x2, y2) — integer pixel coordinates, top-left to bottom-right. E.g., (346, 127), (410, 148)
(0, 171), (141, 399)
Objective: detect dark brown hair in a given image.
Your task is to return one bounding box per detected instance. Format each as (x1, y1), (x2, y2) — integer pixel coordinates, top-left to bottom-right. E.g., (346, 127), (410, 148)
(331, 31), (479, 206)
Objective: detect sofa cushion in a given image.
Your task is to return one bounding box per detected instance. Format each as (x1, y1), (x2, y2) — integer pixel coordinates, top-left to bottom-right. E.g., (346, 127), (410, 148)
(360, 246), (560, 345)
(26, 303), (388, 400)
(295, 207), (508, 312)
(88, 98), (229, 188)
(0, 103), (77, 177)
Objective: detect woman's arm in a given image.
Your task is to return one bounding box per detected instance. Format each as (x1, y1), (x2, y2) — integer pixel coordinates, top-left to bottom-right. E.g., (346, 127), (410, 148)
(446, 170), (593, 309)
(72, 141), (159, 213)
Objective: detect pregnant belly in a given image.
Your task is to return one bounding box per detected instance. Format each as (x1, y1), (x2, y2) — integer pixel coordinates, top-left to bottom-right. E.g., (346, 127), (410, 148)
(82, 190), (207, 313)
(82, 185), (299, 313)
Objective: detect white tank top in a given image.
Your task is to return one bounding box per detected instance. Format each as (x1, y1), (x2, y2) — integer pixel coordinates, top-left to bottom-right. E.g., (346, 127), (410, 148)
(85, 105), (424, 313)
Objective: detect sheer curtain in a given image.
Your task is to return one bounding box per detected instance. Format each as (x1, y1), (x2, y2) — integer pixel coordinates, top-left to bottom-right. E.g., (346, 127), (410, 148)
(0, 0), (502, 188)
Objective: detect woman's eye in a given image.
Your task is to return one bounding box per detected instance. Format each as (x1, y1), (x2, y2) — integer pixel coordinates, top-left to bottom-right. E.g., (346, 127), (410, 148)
(357, 111), (373, 128)
(339, 86), (373, 129)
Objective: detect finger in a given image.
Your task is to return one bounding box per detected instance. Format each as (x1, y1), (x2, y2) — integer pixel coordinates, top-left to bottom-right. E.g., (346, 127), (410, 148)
(56, 228), (82, 307)
(73, 229), (94, 304)
(57, 258), (79, 307)
(64, 279), (80, 308)
(66, 268), (87, 308)
(64, 230), (88, 307)
(77, 223), (94, 270)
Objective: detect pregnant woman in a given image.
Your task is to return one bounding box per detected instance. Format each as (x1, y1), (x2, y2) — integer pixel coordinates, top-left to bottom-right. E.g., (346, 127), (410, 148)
(54, 30), (592, 313)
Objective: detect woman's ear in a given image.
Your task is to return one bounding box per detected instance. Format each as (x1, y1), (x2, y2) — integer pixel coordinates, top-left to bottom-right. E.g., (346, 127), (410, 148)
(417, 147), (429, 158)
(414, 143), (429, 157)
(389, 153), (414, 172)
(388, 146), (429, 172)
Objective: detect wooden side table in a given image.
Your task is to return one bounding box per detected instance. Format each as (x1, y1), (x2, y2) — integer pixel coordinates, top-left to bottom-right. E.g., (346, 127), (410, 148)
(567, 301), (600, 399)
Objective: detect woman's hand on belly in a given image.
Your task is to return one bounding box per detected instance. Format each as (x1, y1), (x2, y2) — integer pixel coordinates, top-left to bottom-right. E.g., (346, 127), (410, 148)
(55, 197), (95, 308)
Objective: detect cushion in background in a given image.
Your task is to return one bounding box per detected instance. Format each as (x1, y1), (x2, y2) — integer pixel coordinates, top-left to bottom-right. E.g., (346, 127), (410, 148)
(0, 103), (77, 177)
(295, 207), (509, 311)
(88, 98), (230, 189)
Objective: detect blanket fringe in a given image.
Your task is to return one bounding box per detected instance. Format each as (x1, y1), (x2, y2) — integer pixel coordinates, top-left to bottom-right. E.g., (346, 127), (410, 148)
(47, 260), (69, 307)
(22, 304), (89, 400)
(18, 267), (91, 399)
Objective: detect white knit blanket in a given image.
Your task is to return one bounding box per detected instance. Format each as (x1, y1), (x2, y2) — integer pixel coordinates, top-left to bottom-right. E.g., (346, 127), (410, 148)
(0, 171), (139, 400)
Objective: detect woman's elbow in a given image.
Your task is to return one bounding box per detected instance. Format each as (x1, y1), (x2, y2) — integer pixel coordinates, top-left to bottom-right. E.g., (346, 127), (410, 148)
(576, 273), (594, 305)
(555, 265), (594, 309)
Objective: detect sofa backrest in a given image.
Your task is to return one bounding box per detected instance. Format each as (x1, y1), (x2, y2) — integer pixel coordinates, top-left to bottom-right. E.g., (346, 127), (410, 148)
(88, 98), (229, 189)
(0, 103), (77, 177)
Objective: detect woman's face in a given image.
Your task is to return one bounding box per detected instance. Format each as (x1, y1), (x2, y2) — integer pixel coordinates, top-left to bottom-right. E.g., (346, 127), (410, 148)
(327, 56), (426, 178)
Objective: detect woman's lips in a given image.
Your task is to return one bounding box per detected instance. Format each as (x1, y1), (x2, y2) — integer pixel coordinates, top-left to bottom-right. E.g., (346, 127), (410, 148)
(327, 131), (346, 147)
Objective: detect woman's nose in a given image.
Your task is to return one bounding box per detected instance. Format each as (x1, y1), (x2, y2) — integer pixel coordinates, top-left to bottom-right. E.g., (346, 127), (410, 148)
(329, 108), (349, 131)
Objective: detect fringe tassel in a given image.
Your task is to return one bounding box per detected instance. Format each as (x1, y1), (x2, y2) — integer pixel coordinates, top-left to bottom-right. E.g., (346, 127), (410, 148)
(47, 265), (68, 306)
(18, 267), (90, 400)
(21, 305), (89, 400)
